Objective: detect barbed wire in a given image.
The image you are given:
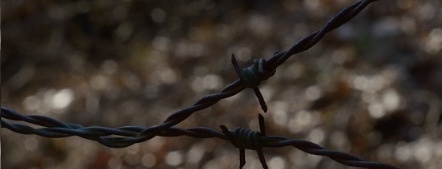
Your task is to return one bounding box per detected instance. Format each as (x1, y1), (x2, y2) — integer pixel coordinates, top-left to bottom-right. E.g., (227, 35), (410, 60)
(1, 108), (401, 169)
(1, 0), (402, 168)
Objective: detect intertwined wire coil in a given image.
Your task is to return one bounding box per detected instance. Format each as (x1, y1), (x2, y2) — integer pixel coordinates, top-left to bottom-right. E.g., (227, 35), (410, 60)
(1, 0), (402, 168)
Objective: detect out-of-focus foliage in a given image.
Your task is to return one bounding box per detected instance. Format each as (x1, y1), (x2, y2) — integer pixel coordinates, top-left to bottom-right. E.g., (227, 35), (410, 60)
(1, 0), (441, 169)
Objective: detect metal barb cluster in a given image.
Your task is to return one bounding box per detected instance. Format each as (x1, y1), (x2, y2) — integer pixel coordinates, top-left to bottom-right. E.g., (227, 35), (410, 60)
(231, 54), (276, 112)
(1, 0), (402, 168)
(220, 114), (268, 168)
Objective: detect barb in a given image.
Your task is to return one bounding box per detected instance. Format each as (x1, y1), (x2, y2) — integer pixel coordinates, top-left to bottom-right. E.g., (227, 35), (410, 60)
(1, 109), (402, 169)
(220, 114), (268, 168)
(231, 54), (276, 112)
(0, 0), (397, 168)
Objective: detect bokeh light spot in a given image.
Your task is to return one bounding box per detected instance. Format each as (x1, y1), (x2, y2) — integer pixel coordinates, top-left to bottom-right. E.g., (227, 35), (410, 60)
(141, 153), (157, 168)
(51, 88), (75, 110)
(268, 156), (286, 169)
(165, 151), (183, 166)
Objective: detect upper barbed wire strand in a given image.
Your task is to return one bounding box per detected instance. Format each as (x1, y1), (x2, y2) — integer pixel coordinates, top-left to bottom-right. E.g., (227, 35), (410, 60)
(141, 0), (379, 140)
(268, 0), (378, 68)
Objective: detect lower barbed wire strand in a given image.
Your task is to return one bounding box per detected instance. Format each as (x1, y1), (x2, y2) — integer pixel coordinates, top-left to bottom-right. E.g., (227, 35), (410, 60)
(2, 116), (401, 169)
(261, 137), (402, 169)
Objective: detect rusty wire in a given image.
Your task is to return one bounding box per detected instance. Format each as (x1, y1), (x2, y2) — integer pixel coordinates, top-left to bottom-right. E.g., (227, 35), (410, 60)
(1, 0), (402, 168)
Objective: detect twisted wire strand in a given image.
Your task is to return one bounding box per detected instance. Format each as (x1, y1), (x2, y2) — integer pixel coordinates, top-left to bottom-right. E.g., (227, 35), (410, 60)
(140, 0), (380, 139)
(1, 109), (402, 169)
(268, 0), (378, 68)
(262, 136), (401, 169)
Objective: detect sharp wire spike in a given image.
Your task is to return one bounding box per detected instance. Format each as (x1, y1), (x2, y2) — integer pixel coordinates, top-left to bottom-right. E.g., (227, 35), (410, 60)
(231, 54), (243, 76)
(258, 114), (266, 136)
(219, 125), (234, 142)
(256, 148), (268, 169)
(253, 88), (267, 112)
(240, 149), (246, 168)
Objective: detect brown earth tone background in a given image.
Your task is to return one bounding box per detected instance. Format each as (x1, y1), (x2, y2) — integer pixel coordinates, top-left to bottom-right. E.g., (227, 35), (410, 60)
(2, 0), (441, 169)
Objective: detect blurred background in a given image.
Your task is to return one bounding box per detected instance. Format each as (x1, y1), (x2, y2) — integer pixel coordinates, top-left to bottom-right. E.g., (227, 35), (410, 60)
(1, 0), (441, 168)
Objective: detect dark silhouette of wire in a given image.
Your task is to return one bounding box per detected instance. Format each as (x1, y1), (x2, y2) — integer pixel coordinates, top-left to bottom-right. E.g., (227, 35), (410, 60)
(1, 0), (402, 168)
(139, 0), (381, 143)
(1, 109), (401, 169)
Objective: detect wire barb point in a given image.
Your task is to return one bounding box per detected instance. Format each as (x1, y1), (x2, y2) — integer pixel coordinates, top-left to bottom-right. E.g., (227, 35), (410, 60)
(220, 114), (268, 169)
(231, 54), (275, 112)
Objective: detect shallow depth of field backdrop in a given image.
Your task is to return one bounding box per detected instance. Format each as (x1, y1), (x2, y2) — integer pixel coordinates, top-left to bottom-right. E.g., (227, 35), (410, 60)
(1, 0), (441, 169)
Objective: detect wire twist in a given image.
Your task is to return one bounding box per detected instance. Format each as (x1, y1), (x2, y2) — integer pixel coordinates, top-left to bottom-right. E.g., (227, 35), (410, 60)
(231, 54), (276, 112)
(220, 114), (268, 168)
